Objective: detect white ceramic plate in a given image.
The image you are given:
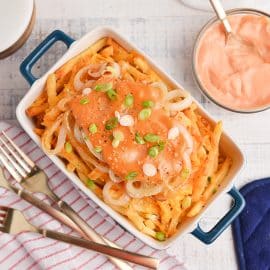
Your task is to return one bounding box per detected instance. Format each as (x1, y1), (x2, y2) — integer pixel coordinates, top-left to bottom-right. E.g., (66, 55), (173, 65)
(16, 27), (245, 249)
(0, 0), (34, 53)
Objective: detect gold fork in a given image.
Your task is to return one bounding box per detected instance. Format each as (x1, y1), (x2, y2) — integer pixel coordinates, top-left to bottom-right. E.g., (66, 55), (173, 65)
(0, 131), (133, 270)
(0, 205), (159, 269)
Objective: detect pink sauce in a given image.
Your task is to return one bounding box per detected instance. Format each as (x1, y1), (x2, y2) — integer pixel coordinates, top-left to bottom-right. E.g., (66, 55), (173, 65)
(196, 14), (270, 111)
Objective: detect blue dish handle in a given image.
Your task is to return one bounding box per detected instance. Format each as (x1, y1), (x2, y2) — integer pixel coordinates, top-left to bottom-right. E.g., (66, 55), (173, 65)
(191, 186), (245, 244)
(20, 30), (75, 85)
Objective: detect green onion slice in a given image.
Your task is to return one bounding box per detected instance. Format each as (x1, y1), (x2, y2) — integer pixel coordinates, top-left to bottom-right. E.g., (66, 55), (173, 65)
(113, 130), (124, 141)
(125, 171), (138, 180)
(138, 108), (152, 120)
(124, 93), (134, 108)
(94, 82), (113, 92)
(65, 142), (73, 153)
(105, 117), (118, 130)
(155, 231), (166, 241)
(157, 140), (166, 151)
(148, 146), (159, 158)
(94, 146), (102, 153)
(80, 97), (89, 105)
(142, 100), (154, 108)
(89, 123), (97, 134)
(135, 132), (145, 144)
(86, 179), (96, 189)
(106, 89), (117, 100)
(144, 133), (160, 143)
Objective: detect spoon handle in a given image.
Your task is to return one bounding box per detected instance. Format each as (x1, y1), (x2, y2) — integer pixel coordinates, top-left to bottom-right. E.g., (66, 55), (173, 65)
(209, 0), (232, 34)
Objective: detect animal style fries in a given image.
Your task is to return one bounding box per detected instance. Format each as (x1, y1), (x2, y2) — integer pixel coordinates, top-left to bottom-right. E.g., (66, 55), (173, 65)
(27, 37), (231, 241)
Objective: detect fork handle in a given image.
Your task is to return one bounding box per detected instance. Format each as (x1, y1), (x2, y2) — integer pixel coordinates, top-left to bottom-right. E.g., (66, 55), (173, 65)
(39, 229), (159, 269)
(11, 187), (87, 236)
(58, 200), (133, 270)
(13, 187), (132, 269)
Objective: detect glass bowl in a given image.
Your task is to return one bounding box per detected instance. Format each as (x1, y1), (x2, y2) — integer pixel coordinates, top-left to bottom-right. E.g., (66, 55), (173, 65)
(192, 8), (270, 113)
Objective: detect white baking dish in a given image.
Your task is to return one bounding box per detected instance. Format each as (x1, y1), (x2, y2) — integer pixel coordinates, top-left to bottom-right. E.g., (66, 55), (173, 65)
(17, 27), (245, 249)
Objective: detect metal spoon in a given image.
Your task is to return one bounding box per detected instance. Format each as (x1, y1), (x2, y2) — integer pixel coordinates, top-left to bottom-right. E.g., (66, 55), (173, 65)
(209, 0), (258, 53)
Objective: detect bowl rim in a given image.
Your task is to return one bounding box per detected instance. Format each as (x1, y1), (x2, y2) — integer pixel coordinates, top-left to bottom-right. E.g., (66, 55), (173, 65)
(192, 8), (270, 114)
(16, 26), (245, 249)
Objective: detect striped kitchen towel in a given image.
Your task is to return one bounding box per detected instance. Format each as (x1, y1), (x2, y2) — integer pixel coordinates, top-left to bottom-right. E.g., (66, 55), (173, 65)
(0, 122), (186, 270)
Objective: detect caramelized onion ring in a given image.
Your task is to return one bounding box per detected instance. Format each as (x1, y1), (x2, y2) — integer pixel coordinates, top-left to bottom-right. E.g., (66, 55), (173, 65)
(166, 89), (193, 111)
(109, 169), (123, 183)
(74, 123), (83, 143)
(126, 180), (162, 198)
(103, 181), (130, 206)
(41, 115), (66, 155)
(73, 63), (106, 91)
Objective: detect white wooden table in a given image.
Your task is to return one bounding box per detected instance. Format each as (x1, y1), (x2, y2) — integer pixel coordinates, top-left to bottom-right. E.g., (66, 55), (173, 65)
(1, 1), (270, 269)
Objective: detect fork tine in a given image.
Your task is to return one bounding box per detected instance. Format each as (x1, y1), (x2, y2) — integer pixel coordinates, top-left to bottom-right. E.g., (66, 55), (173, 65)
(0, 207), (37, 234)
(0, 214), (5, 229)
(0, 153), (22, 182)
(0, 207), (6, 225)
(0, 144), (27, 178)
(0, 136), (32, 174)
(2, 131), (35, 168)
(0, 206), (15, 233)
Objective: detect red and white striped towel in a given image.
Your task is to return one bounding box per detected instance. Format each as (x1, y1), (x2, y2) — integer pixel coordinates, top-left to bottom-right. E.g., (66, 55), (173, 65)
(0, 122), (186, 270)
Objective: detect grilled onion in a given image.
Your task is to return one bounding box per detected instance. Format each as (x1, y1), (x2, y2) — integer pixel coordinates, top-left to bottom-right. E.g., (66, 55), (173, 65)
(41, 116), (66, 155)
(103, 181), (130, 206)
(126, 180), (162, 198)
(166, 89), (193, 111)
(74, 63), (106, 91)
(109, 169), (123, 183)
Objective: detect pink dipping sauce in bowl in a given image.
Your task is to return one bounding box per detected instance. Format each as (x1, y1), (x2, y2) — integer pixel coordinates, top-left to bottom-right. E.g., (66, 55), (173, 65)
(193, 9), (270, 113)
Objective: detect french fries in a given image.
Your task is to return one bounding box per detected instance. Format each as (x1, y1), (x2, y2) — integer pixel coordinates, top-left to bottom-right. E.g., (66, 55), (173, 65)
(192, 121), (223, 202)
(47, 73), (57, 106)
(26, 37), (231, 239)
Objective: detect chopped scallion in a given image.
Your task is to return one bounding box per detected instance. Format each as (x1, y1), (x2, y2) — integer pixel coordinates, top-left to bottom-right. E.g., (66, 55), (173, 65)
(135, 132), (145, 144)
(157, 140), (166, 151)
(106, 89), (117, 100)
(113, 130), (124, 141)
(105, 117), (118, 130)
(155, 231), (166, 241)
(94, 82), (113, 92)
(87, 179), (96, 189)
(94, 146), (102, 153)
(142, 100), (154, 108)
(144, 133), (160, 143)
(138, 108), (152, 120)
(148, 146), (159, 158)
(125, 171), (138, 180)
(89, 123), (97, 134)
(124, 93), (134, 108)
(65, 142), (72, 153)
(80, 97), (89, 105)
